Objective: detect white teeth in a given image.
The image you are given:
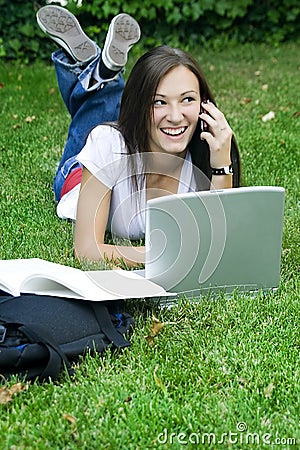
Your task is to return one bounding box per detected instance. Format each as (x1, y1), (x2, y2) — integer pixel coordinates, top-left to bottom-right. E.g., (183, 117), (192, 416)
(162, 127), (186, 136)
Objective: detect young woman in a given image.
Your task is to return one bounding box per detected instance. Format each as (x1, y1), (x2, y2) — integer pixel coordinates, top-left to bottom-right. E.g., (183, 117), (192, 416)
(37, 6), (241, 267)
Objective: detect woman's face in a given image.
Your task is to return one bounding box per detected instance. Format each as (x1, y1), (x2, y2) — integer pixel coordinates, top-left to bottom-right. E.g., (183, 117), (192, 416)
(148, 65), (201, 158)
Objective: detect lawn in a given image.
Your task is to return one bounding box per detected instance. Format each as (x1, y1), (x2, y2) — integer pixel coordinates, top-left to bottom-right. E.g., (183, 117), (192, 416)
(0, 41), (299, 449)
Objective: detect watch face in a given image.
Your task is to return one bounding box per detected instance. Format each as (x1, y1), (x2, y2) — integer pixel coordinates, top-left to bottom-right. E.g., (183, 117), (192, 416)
(225, 165), (233, 174)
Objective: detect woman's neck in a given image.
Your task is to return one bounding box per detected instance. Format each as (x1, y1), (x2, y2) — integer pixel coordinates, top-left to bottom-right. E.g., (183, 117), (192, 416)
(146, 150), (186, 174)
(146, 158), (185, 201)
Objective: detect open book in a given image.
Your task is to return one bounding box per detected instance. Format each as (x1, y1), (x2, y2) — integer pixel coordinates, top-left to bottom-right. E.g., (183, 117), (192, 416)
(0, 258), (173, 301)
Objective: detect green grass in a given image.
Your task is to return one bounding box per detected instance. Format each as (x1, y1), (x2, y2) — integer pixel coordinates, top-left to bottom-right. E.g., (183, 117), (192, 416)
(0, 42), (299, 449)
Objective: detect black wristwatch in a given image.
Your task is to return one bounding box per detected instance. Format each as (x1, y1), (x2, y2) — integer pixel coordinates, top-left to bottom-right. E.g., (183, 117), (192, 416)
(211, 164), (233, 175)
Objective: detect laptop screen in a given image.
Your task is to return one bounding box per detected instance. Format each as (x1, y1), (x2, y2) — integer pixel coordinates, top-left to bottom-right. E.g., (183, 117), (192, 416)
(145, 186), (285, 296)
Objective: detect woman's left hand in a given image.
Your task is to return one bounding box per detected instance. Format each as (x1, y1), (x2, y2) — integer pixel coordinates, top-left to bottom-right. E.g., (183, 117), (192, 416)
(199, 101), (233, 169)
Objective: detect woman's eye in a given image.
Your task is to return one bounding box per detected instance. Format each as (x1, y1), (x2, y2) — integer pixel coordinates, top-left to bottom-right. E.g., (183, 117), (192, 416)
(183, 97), (195, 103)
(153, 99), (166, 106)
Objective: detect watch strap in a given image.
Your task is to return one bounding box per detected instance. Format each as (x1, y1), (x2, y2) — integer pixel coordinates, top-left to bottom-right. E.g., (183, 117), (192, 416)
(211, 164), (233, 175)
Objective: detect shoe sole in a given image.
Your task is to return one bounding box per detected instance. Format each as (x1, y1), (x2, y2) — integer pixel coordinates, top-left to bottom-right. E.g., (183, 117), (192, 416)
(37, 5), (97, 63)
(102, 14), (141, 70)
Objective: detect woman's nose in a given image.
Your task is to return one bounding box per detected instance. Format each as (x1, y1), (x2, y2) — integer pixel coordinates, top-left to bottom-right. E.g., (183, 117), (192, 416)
(167, 105), (183, 122)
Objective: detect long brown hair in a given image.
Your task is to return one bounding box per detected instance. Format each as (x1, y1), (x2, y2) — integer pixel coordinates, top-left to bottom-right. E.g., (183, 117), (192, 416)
(117, 45), (241, 188)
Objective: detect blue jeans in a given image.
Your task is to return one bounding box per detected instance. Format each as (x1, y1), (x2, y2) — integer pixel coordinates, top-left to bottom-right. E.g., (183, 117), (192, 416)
(52, 47), (124, 200)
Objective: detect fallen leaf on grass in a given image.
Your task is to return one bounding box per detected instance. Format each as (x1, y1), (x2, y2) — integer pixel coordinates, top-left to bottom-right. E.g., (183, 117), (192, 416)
(292, 111), (300, 118)
(261, 111), (275, 122)
(63, 413), (77, 435)
(63, 413), (77, 424)
(262, 84), (268, 91)
(145, 315), (177, 347)
(150, 315), (165, 335)
(0, 382), (29, 404)
(0, 82), (4, 89)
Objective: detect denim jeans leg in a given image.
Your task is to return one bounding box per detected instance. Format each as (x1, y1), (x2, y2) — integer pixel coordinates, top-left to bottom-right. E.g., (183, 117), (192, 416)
(51, 48), (124, 200)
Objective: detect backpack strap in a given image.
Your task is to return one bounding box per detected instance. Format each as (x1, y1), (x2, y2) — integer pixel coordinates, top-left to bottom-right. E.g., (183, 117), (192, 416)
(91, 303), (131, 348)
(17, 323), (74, 380)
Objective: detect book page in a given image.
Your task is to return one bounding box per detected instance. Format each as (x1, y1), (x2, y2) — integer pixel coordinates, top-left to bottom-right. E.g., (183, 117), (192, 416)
(0, 258), (174, 301)
(0, 258), (87, 298)
(0, 258), (44, 296)
(20, 259), (94, 299)
(23, 267), (173, 301)
(85, 270), (172, 300)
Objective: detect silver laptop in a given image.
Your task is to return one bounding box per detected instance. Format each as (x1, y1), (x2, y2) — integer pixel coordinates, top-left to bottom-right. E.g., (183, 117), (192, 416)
(144, 186), (285, 300)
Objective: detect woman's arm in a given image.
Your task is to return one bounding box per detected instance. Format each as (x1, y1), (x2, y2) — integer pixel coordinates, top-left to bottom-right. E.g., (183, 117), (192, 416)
(210, 173), (232, 190)
(199, 101), (233, 189)
(74, 168), (145, 267)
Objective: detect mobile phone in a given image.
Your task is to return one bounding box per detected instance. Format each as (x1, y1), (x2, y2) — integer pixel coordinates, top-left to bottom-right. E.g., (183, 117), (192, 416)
(200, 98), (209, 132)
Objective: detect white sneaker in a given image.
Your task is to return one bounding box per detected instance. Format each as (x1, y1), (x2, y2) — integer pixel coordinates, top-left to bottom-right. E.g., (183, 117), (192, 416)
(101, 14), (141, 71)
(37, 5), (97, 63)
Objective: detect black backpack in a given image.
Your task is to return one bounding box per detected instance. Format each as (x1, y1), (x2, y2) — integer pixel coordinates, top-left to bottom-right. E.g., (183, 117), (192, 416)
(0, 293), (134, 382)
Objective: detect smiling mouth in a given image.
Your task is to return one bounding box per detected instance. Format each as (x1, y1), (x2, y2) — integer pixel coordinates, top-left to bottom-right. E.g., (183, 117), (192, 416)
(161, 127), (187, 136)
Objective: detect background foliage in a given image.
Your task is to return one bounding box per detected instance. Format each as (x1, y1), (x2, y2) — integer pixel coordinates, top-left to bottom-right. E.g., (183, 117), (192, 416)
(0, 0), (299, 63)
